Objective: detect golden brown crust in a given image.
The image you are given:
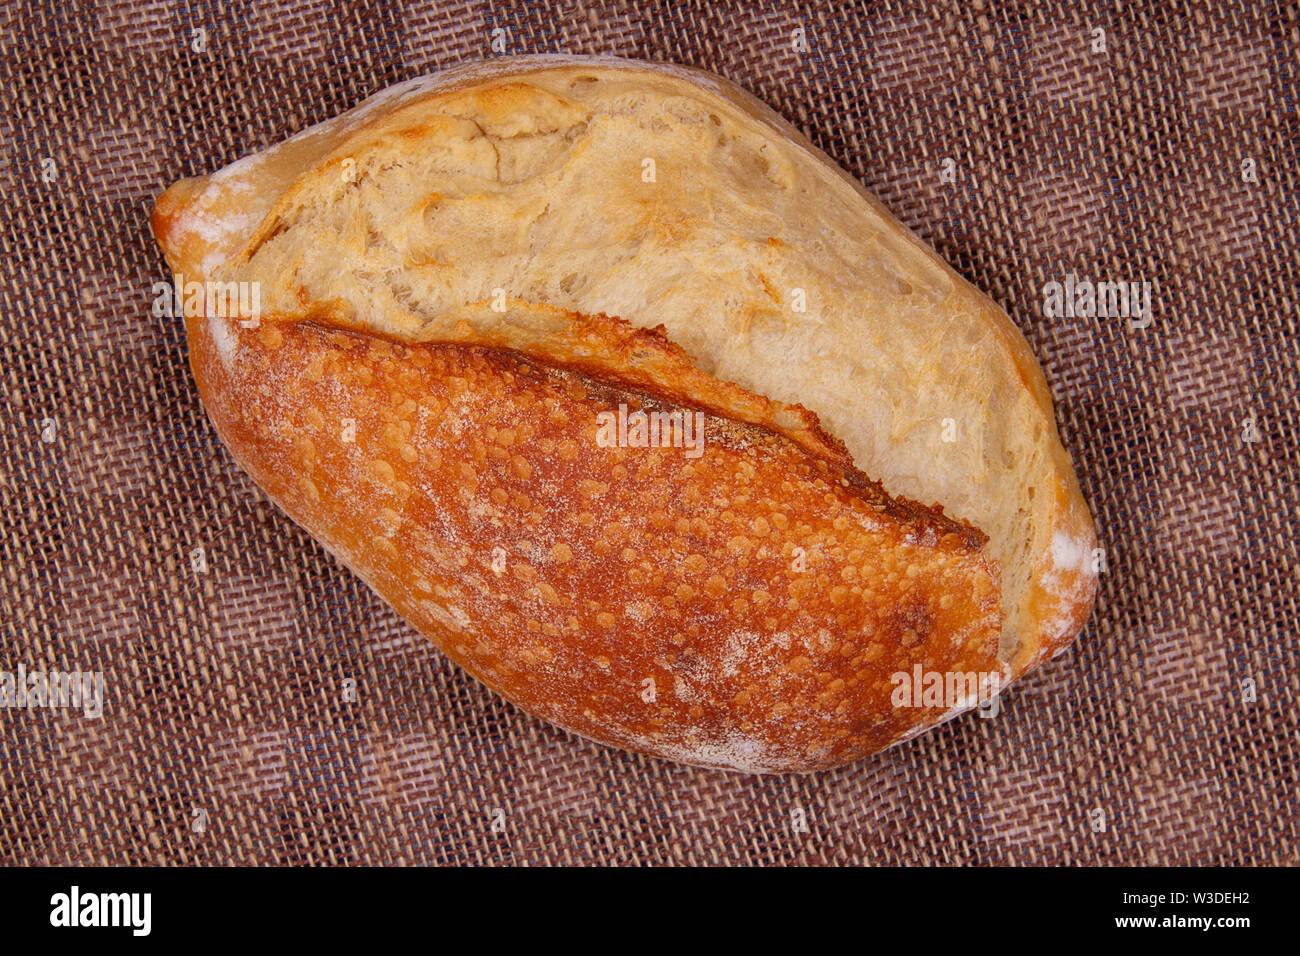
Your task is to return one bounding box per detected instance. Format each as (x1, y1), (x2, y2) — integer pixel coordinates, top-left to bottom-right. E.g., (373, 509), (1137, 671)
(187, 309), (1002, 772)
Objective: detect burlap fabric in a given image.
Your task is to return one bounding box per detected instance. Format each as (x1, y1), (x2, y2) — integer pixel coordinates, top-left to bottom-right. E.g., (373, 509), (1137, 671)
(1, 0), (1295, 866)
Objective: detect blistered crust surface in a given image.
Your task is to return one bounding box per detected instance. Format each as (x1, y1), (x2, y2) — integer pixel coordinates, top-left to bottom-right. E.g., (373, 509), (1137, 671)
(190, 312), (1002, 772)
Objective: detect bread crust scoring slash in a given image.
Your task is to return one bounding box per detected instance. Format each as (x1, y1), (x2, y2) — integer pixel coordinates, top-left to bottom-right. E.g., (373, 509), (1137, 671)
(151, 55), (1098, 773)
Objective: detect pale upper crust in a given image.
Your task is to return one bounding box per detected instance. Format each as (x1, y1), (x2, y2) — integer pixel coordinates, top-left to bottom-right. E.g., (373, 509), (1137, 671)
(152, 55), (1098, 772)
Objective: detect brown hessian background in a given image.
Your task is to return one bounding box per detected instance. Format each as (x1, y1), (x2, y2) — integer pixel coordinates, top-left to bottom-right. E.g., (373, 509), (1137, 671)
(1, 0), (1296, 865)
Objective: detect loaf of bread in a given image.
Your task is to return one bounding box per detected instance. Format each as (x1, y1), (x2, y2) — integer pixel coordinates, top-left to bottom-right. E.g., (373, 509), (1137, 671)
(152, 55), (1097, 773)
